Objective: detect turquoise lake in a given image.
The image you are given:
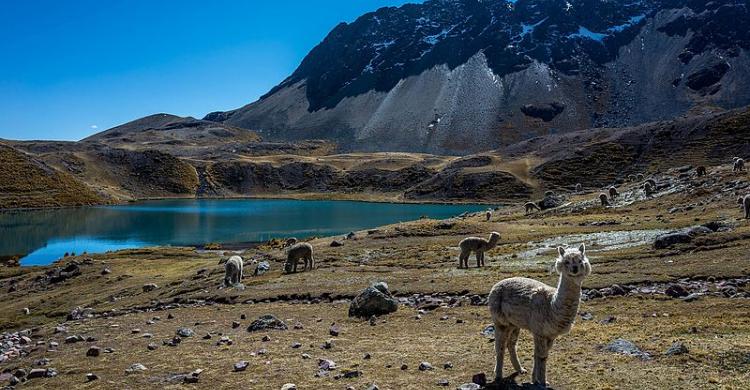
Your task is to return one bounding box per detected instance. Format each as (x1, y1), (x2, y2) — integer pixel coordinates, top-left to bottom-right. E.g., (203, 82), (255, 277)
(0, 199), (488, 266)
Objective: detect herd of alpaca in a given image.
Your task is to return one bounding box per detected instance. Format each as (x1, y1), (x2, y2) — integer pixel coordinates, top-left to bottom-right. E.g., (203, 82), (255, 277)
(215, 156), (749, 387)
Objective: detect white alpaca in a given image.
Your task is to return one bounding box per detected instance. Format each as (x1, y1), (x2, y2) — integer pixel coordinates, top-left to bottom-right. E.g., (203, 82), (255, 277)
(733, 158), (745, 172)
(458, 232), (501, 268)
(488, 244), (591, 385)
(285, 243), (314, 273)
(223, 256), (244, 287)
(739, 195), (750, 219)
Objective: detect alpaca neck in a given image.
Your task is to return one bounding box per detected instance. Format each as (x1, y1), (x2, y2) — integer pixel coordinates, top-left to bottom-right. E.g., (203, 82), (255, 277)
(552, 274), (582, 318)
(485, 236), (499, 250)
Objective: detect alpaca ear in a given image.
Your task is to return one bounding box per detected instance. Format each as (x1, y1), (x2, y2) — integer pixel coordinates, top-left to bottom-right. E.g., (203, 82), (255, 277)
(557, 246), (566, 257)
(578, 243), (586, 255)
(583, 261), (592, 276)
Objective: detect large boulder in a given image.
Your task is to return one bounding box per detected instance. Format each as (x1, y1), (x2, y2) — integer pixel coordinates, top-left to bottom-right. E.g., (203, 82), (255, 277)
(247, 315), (288, 332)
(653, 226), (713, 249)
(348, 282), (399, 318)
(538, 195), (564, 210)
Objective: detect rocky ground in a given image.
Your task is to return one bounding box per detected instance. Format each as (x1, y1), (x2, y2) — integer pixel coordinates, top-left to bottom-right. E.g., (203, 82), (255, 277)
(1, 163), (750, 389)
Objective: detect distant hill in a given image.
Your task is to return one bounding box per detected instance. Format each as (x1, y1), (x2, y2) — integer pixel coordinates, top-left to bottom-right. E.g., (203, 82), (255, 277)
(205, 0), (750, 154)
(0, 142), (104, 209)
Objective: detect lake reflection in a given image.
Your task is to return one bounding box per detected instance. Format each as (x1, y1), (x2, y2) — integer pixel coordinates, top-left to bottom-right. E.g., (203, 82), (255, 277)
(0, 199), (487, 266)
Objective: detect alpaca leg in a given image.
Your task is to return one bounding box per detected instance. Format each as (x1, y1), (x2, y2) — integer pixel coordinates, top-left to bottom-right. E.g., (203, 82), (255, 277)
(459, 251), (468, 269)
(507, 327), (526, 374)
(493, 326), (508, 382)
(532, 335), (553, 386)
(293, 259), (298, 273)
(309, 254), (315, 270)
(476, 251), (481, 268)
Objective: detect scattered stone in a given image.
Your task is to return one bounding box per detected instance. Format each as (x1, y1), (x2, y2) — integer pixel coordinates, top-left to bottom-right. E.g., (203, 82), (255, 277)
(167, 313), (175, 319)
(443, 362), (453, 369)
(321, 340), (333, 349)
(419, 362), (434, 371)
(126, 363), (147, 373)
(329, 324), (340, 336)
(142, 283), (158, 292)
(603, 338), (651, 360)
(665, 342), (689, 356)
(101, 268), (111, 275)
(247, 315), (288, 332)
(457, 383), (481, 390)
(580, 312), (594, 321)
(400, 364), (408, 370)
(86, 373), (99, 381)
(86, 346), (101, 357)
(147, 343), (158, 351)
(437, 379), (450, 386)
(254, 261), (270, 276)
(232, 321), (240, 329)
(291, 342), (302, 349)
(318, 359), (337, 371)
(683, 293), (703, 302)
(281, 384), (297, 390)
(64, 335), (83, 344)
(481, 324), (495, 339)
(471, 372), (487, 386)
(234, 361), (249, 372)
(665, 284), (689, 298)
(349, 282), (399, 318)
(330, 240), (343, 247)
(184, 369), (203, 383)
(53, 325), (68, 334)
(176, 328), (194, 337)
(27, 368), (56, 378)
(342, 370), (361, 378)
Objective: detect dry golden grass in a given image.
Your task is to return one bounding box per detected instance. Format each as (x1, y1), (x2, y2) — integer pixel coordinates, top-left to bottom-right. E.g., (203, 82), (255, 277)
(2, 165), (750, 389)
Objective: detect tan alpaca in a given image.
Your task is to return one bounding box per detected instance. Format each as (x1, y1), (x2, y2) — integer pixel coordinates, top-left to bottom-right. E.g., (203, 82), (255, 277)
(223, 256), (244, 287)
(525, 202), (541, 214)
(458, 232), (501, 268)
(488, 244), (591, 385)
(285, 243), (314, 273)
(608, 186), (619, 200)
(598, 193), (609, 206)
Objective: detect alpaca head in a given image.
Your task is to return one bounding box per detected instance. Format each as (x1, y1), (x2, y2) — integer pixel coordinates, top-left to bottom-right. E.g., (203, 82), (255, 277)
(489, 231), (501, 244)
(555, 244), (591, 280)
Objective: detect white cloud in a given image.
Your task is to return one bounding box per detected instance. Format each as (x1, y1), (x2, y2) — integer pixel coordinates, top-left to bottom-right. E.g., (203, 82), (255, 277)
(90, 125), (98, 129)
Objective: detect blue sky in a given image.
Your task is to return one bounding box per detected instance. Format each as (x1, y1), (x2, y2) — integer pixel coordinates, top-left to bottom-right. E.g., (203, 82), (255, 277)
(0, 0), (421, 141)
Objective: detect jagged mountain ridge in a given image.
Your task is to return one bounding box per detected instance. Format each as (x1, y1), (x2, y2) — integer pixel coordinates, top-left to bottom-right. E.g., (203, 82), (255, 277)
(206, 0), (750, 154)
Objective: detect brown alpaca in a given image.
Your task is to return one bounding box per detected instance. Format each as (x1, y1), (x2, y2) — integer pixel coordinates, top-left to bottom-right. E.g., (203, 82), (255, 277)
(599, 193), (609, 207)
(285, 243), (314, 273)
(608, 186), (619, 200)
(458, 232), (501, 268)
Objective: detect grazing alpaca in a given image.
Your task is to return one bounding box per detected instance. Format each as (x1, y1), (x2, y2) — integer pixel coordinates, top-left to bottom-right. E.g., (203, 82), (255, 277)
(486, 210), (493, 221)
(525, 202), (541, 214)
(645, 178), (657, 190)
(575, 183), (582, 193)
(285, 243), (314, 273)
(627, 174), (636, 182)
(488, 244), (591, 385)
(643, 182), (654, 197)
(224, 256), (244, 287)
(599, 193), (609, 206)
(636, 173), (644, 181)
(458, 232), (501, 268)
(608, 186), (619, 200)
(734, 158), (745, 172)
(696, 166), (707, 177)
(739, 195), (750, 219)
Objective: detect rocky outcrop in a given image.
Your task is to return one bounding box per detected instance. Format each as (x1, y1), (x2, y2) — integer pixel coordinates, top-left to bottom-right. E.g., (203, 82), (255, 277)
(349, 282), (399, 318)
(405, 169), (532, 201)
(206, 0), (750, 154)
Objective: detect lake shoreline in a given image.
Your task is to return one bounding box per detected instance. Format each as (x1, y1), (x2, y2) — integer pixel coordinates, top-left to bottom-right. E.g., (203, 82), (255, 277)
(0, 192), (511, 213)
